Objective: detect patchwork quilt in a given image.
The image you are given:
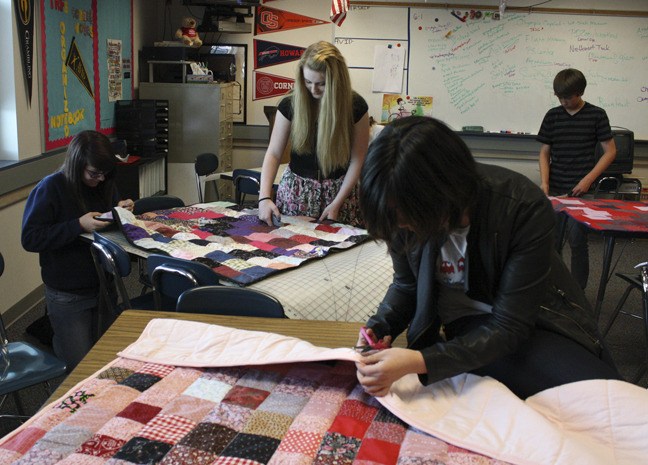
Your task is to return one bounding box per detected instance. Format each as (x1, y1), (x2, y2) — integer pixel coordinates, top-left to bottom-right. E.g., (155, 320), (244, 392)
(2, 319), (648, 465)
(113, 203), (369, 285)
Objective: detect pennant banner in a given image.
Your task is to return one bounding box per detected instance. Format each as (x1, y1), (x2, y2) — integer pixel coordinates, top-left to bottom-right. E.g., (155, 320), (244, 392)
(255, 6), (329, 35)
(330, 0), (349, 26)
(254, 71), (295, 100)
(254, 39), (305, 69)
(14, 0), (35, 105)
(66, 36), (94, 99)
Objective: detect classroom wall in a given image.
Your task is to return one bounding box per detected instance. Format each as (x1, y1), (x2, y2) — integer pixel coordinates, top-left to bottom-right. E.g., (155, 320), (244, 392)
(2, 0), (648, 323)
(0, 0), (157, 323)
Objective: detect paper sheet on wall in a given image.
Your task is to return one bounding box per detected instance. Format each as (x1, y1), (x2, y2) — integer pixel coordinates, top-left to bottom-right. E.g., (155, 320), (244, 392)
(372, 45), (405, 93)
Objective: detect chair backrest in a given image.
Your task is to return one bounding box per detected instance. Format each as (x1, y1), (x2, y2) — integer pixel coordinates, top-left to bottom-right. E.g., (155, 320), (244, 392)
(91, 232), (133, 309)
(133, 195), (185, 215)
(593, 176), (621, 199)
(195, 153), (219, 203)
(596, 129), (634, 176)
(147, 254), (220, 311)
(232, 169), (261, 206)
(176, 285), (286, 318)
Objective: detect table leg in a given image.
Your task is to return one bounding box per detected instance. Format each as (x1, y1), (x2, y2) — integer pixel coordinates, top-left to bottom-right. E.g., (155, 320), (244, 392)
(556, 213), (568, 254)
(594, 236), (616, 320)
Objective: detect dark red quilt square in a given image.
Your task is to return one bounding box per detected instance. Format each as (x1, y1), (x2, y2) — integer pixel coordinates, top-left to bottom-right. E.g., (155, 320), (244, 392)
(117, 401), (162, 424)
(355, 438), (400, 464)
(222, 385), (270, 409)
(328, 415), (371, 439)
(338, 399), (378, 423)
(77, 434), (125, 458)
(214, 265), (242, 279)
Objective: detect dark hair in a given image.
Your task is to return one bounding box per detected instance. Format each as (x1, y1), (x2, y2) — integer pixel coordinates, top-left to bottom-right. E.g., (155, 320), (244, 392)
(359, 116), (480, 245)
(61, 130), (117, 211)
(553, 68), (586, 98)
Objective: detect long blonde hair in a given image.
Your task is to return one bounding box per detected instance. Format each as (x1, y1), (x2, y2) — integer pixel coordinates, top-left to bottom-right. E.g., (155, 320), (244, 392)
(291, 41), (354, 177)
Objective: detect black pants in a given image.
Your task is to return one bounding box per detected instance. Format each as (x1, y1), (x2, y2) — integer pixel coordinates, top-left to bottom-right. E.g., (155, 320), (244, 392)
(445, 317), (622, 399)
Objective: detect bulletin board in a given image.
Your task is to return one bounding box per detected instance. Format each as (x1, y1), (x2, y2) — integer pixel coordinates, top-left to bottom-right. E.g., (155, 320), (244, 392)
(41, 0), (133, 151)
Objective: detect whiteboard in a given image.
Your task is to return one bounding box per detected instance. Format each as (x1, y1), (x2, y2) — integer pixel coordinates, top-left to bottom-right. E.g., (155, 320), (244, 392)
(408, 9), (648, 138)
(334, 6), (410, 122)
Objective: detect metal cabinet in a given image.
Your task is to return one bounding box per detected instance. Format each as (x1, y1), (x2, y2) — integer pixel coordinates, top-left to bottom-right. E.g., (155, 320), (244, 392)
(139, 82), (234, 202)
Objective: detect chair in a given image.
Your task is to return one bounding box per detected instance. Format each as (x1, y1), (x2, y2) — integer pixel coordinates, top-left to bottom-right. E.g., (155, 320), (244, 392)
(0, 252), (67, 423)
(232, 168), (261, 207)
(90, 232), (155, 315)
(593, 176), (621, 199)
(133, 195), (185, 215)
(602, 261), (648, 383)
(147, 254), (221, 311)
(195, 153), (220, 202)
(176, 285), (286, 318)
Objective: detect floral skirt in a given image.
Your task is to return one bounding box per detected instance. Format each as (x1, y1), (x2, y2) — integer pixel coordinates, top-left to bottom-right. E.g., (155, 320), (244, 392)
(275, 166), (363, 227)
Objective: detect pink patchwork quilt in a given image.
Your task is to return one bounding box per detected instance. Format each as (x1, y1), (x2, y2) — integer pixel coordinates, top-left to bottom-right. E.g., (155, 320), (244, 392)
(114, 204), (368, 285)
(2, 319), (647, 465)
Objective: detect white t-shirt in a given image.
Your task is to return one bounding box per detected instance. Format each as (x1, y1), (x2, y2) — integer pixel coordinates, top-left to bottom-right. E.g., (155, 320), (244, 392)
(435, 225), (492, 324)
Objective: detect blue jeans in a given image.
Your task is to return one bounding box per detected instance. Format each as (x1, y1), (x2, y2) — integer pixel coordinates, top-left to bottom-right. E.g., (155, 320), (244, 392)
(45, 286), (117, 371)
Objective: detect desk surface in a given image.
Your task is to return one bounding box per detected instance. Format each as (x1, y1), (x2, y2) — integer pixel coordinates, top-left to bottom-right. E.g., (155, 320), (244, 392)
(50, 310), (369, 401)
(550, 196), (648, 237)
(206, 163), (287, 184)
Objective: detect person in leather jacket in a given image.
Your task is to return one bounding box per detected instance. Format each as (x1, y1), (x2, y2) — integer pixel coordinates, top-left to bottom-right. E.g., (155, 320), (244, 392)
(355, 116), (621, 399)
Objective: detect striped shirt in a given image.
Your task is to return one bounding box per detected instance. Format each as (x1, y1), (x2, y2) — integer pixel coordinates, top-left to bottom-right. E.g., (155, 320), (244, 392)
(536, 102), (613, 194)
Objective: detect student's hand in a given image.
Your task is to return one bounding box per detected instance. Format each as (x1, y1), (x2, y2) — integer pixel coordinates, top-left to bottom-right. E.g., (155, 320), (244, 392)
(355, 348), (426, 397)
(118, 199), (134, 211)
(355, 326), (392, 349)
(80, 212), (110, 233)
(319, 202), (341, 223)
(571, 179), (593, 197)
(258, 200), (280, 226)
(540, 182), (550, 196)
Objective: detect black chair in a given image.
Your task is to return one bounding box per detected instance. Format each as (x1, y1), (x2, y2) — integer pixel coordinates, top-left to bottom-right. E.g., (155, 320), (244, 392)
(90, 232), (155, 315)
(232, 168), (261, 207)
(0, 252), (67, 423)
(195, 153), (220, 202)
(147, 254), (221, 311)
(176, 285), (286, 318)
(133, 195), (185, 215)
(602, 261), (648, 383)
(593, 176), (621, 199)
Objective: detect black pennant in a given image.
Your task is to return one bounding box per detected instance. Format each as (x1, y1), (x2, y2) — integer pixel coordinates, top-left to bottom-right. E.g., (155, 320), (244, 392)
(13, 0), (34, 105)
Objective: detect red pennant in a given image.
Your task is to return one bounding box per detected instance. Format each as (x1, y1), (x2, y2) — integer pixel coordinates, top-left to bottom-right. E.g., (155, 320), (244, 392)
(255, 6), (329, 35)
(254, 71), (295, 100)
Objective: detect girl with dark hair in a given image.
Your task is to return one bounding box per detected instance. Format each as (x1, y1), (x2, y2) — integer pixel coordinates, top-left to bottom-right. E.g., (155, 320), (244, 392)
(258, 41), (369, 227)
(22, 130), (134, 370)
(355, 116), (620, 399)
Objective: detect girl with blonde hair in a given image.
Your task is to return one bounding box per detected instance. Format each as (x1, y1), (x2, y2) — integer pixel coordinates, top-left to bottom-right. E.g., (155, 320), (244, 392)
(258, 41), (369, 226)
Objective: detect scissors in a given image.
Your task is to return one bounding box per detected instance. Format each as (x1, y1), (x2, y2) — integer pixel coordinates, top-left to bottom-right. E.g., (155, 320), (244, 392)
(354, 326), (390, 353)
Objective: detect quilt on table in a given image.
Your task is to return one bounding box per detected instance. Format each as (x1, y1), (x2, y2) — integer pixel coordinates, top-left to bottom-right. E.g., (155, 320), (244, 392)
(113, 203), (369, 285)
(3, 319), (648, 465)
(0, 363), (506, 464)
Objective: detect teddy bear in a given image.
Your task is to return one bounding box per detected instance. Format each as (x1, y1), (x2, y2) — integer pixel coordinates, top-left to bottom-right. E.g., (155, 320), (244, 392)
(175, 17), (203, 48)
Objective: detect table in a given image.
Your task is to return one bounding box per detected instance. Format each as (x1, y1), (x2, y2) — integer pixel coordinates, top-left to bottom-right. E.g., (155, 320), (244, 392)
(83, 217), (393, 323)
(205, 163), (287, 185)
(50, 310), (379, 401)
(550, 196), (648, 318)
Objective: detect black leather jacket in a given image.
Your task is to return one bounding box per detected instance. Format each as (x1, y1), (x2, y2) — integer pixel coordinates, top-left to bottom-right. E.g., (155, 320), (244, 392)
(367, 163), (602, 385)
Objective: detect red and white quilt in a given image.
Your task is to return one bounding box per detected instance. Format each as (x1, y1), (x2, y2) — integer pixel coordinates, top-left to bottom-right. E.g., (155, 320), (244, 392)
(1, 319), (647, 465)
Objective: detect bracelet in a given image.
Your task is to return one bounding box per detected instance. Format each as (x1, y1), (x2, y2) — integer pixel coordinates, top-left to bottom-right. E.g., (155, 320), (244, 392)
(258, 197), (272, 204)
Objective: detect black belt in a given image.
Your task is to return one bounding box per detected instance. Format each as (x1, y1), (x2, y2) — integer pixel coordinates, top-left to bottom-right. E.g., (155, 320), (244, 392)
(289, 164), (346, 180)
